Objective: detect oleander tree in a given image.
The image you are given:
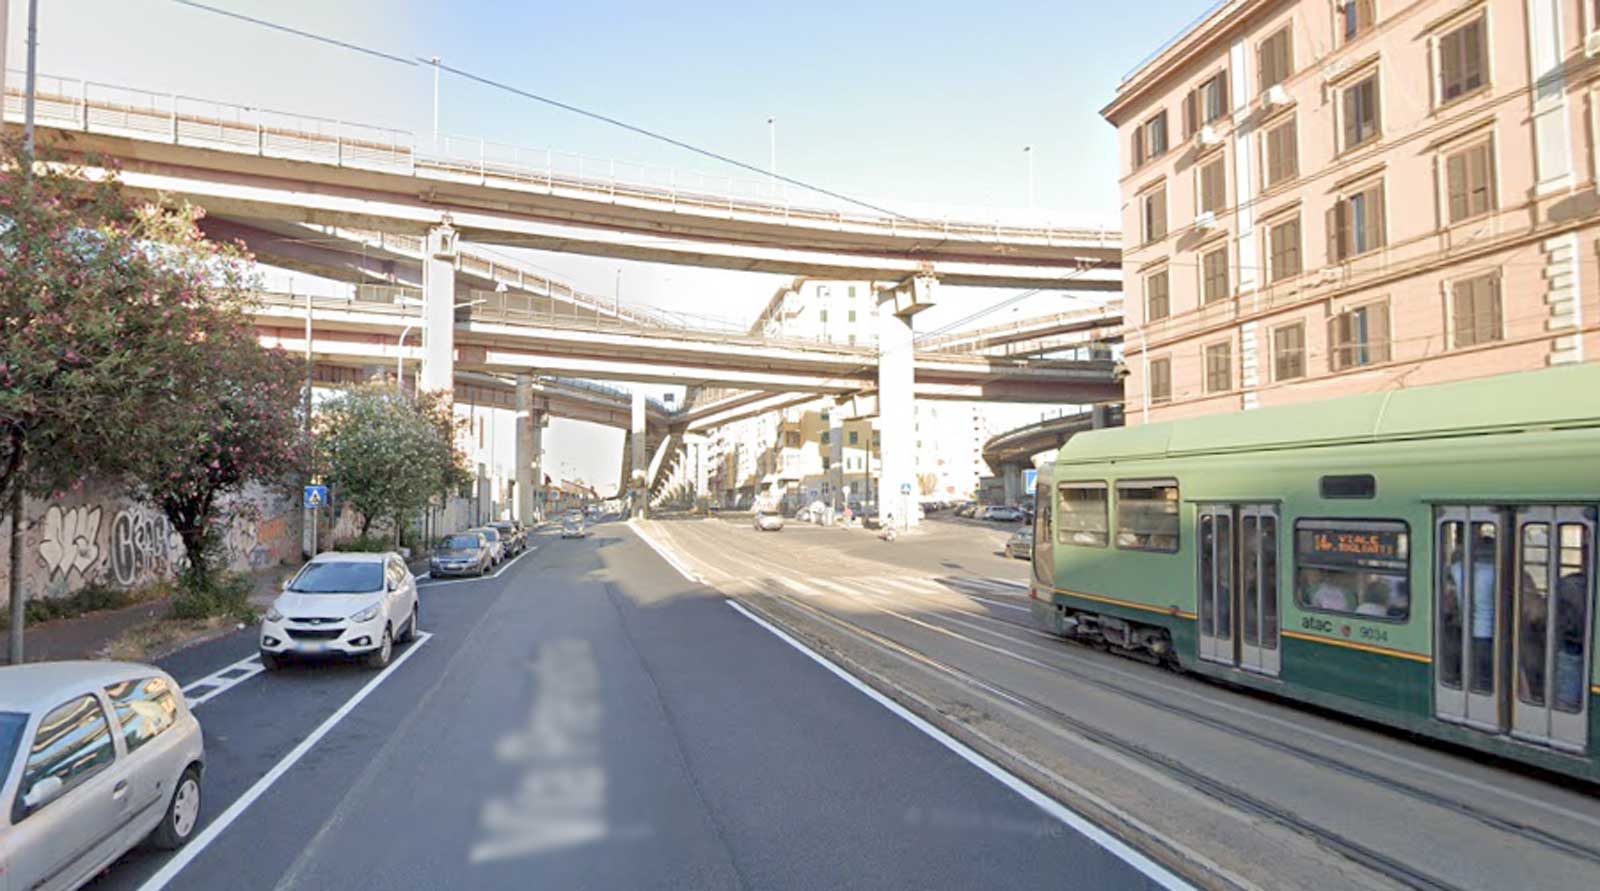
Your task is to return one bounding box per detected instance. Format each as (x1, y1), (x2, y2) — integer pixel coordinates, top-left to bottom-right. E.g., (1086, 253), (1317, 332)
(315, 385), (471, 541)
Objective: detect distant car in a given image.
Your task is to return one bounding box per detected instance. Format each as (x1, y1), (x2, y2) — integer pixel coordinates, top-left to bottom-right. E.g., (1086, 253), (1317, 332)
(0, 661), (206, 891)
(753, 512), (784, 532)
(470, 526), (506, 565)
(561, 514), (587, 539)
(430, 532), (493, 578)
(260, 552), (420, 671)
(956, 502), (979, 518)
(982, 506), (1025, 522)
(488, 521), (523, 556)
(1006, 527), (1034, 559)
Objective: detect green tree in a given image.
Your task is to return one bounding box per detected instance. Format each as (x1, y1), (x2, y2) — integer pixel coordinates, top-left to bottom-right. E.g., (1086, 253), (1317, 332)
(0, 141), (228, 653)
(316, 386), (470, 540)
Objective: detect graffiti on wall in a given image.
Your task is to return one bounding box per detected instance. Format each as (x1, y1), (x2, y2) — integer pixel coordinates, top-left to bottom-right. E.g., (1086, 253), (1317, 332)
(37, 506), (104, 581)
(0, 481), (303, 605)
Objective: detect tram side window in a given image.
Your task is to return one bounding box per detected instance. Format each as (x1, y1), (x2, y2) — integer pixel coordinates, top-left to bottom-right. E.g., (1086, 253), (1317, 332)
(1115, 480), (1180, 552)
(1294, 519), (1411, 621)
(1057, 482), (1108, 547)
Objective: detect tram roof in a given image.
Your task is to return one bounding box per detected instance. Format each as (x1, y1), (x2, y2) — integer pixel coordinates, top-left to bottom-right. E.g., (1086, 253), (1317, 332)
(1063, 364), (1600, 464)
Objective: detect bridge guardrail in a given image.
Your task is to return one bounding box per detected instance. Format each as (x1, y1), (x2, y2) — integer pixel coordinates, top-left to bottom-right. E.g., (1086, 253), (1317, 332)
(4, 69), (1118, 247)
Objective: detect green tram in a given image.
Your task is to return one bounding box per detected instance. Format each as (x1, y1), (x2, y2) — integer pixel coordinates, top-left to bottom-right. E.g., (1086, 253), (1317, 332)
(1028, 364), (1600, 780)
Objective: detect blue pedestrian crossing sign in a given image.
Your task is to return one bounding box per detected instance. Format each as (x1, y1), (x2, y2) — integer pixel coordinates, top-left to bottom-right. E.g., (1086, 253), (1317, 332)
(303, 485), (330, 510)
(1024, 469), (1038, 496)
(900, 482), (913, 495)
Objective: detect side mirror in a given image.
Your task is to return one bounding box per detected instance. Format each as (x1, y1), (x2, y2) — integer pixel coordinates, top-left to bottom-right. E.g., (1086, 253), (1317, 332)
(22, 775), (64, 812)
(386, 578), (399, 592)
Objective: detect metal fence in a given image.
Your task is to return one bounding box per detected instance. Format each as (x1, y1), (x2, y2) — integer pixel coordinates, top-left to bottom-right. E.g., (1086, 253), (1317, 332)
(4, 69), (1118, 245)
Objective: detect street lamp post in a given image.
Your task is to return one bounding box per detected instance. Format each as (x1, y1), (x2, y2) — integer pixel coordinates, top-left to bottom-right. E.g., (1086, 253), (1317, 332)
(430, 57), (441, 153)
(1023, 145), (1035, 209)
(766, 115), (776, 194)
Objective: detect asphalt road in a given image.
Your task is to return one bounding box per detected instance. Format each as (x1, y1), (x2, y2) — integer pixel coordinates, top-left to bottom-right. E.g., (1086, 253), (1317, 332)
(87, 520), (1162, 890)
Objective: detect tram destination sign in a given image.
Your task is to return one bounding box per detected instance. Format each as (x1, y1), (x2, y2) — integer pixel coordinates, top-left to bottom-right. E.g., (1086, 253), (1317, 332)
(1296, 525), (1408, 572)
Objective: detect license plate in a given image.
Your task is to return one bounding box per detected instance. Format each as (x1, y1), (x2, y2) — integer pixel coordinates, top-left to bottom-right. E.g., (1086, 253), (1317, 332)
(299, 641), (328, 654)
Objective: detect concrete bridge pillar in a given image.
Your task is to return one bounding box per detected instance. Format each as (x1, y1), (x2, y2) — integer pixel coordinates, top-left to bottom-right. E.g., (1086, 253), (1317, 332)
(876, 275), (937, 531)
(515, 375), (546, 524)
(421, 224), (458, 393)
(630, 390), (648, 519)
(1001, 463), (1024, 506)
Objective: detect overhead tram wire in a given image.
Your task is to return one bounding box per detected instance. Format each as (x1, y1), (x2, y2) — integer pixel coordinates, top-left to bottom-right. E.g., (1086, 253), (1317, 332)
(165, 1), (916, 224)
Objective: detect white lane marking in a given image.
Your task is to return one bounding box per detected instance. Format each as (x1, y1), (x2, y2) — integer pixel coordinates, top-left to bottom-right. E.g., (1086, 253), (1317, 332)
(869, 577), (1032, 614)
(627, 521), (704, 584)
(725, 600), (1194, 891)
(417, 546), (537, 588)
(137, 631), (435, 891)
(181, 654), (265, 709)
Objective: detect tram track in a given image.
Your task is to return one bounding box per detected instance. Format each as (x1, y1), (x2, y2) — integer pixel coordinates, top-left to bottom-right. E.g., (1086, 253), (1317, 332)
(812, 574), (1600, 870)
(644, 520), (1600, 889)
(750, 585), (1466, 891)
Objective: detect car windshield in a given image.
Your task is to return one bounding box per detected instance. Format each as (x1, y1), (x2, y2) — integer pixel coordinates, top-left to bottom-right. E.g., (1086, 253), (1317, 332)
(477, 529), (500, 542)
(442, 535), (480, 550)
(0, 712), (26, 777)
(289, 561), (383, 594)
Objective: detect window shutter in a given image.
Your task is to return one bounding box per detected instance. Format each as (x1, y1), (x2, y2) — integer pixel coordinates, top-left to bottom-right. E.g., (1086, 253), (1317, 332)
(1452, 281), (1474, 347)
(1134, 128), (1145, 167)
(1447, 152), (1468, 221)
(1468, 144), (1491, 215)
(1183, 91), (1196, 137)
(1370, 302), (1391, 362)
(1343, 87), (1360, 149)
(1365, 184), (1386, 248)
(1327, 203), (1347, 262)
(1461, 21), (1483, 92)
(1216, 73), (1230, 118)
(1486, 275), (1502, 342)
(1440, 30), (1461, 100)
(1152, 189), (1167, 240)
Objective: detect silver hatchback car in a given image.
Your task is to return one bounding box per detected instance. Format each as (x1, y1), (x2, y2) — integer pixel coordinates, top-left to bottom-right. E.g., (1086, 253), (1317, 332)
(0, 661), (205, 891)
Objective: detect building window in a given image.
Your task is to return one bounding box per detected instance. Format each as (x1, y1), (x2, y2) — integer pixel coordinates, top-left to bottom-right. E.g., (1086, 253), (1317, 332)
(848, 430), (859, 445)
(1201, 246), (1230, 304)
(822, 457), (830, 470)
(1264, 118), (1298, 187)
(1057, 482), (1108, 547)
(1115, 480), (1180, 552)
(817, 286), (831, 298)
(1268, 216), (1301, 282)
(1198, 157), (1226, 215)
(1445, 141), (1494, 223)
(819, 309), (828, 323)
(1341, 0), (1374, 44)
(1258, 26), (1293, 92)
(1140, 186), (1167, 243)
(1327, 182), (1385, 262)
(1149, 357), (1172, 403)
(1272, 322), (1306, 380)
(848, 334), (857, 346)
(1451, 273), (1503, 348)
(848, 286), (857, 299)
(1438, 15), (1487, 105)
(1133, 112), (1169, 168)
(1330, 300), (1391, 370)
(1144, 269), (1170, 322)
(1341, 72), (1380, 151)
(821, 431), (831, 445)
(1183, 71), (1229, 136)
(847, 310), (857, 323)
(1204, 341), (1232, 392)
(784, 431), (801, 448)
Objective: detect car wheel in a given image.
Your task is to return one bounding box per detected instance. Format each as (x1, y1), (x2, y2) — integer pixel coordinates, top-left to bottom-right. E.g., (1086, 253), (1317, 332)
(149, 766), (202, 850)
(365, 626), (393, 670)
(259, 651), (282, 672)
(401, 605), (419, 643)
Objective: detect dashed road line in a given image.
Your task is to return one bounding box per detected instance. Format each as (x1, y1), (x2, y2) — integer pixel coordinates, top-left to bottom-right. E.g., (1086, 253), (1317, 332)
(182, 654), (265, 709)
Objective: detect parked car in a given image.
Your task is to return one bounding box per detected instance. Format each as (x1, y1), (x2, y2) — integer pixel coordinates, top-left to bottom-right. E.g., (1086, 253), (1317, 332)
(260, 552), (421, 671)
(1006, 526), (1034, 559)
(430, 531), (493, 578)
(0, 661), (206, 891)
(488, 521), (524, 556)
(982, 505), (1026, 522)
(561, 513), (588, 539)
(753, 511), (784, 532)
(470, 526), (506, 565)
(956, 502), (979, 518)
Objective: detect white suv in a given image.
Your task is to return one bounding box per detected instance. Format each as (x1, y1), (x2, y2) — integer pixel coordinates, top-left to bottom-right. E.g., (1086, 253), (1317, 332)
(261, 552), (420, 670)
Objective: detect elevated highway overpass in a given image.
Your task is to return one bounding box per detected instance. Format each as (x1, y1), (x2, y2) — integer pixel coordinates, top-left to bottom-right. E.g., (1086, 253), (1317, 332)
(5, 72), (1122, 290)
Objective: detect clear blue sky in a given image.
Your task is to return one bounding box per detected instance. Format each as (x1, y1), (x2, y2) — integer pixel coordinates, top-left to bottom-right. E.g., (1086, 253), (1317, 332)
(10, 0), (1208, 490)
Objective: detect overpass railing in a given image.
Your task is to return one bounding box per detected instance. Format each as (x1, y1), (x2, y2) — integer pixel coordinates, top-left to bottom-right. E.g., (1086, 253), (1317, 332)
(4, 70), (1120, 247)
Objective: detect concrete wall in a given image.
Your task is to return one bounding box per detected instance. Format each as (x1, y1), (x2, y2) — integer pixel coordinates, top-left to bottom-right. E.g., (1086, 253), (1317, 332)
(0, 482), (302, 604)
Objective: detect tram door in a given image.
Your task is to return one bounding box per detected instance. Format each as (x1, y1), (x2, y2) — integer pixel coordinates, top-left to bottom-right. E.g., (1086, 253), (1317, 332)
(1510, 507), (1594, 754)
(1197, 504), (1280, 676)
(1434, 508), (1506, 732)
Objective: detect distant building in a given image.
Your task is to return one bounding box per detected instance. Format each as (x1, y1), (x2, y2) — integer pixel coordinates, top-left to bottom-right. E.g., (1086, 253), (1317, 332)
(750, 279), (879, 347)
(1103, 0), (1597, 425)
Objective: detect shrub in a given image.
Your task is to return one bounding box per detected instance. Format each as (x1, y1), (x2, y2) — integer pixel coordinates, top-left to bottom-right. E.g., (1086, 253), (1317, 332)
(171, 572), (253, 622)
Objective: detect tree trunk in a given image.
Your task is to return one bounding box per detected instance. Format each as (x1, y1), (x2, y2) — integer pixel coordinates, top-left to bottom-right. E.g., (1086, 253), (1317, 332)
(359, 513), (373, 539)
(8, 477), (25, 665)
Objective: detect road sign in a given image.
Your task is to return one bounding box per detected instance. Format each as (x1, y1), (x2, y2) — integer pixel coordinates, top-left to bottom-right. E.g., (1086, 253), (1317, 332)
(303, 485), (329, 510)
(1024, 469), (1038, 496)
(900, 482), (912, 495)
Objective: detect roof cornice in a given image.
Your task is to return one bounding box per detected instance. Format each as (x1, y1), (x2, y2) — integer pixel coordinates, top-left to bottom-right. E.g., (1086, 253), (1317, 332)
(1101, 0), (1277, 123)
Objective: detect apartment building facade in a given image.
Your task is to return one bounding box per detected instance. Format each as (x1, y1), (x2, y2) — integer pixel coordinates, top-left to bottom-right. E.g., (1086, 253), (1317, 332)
(749, 279), (880, 346)
(1104, 0), (1600, 423)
